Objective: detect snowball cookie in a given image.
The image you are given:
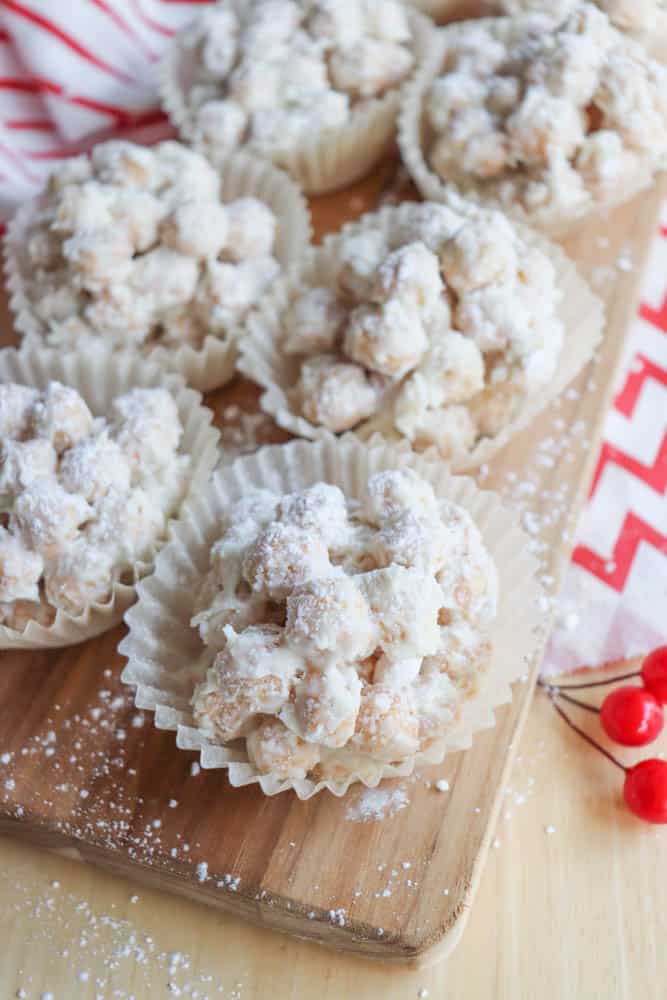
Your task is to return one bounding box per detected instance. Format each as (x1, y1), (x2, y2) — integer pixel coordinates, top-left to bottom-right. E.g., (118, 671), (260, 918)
(412, 5), (666, 230)
(191, 467), (497, 782)
(0, 381), (188, 632)
(262, 200), (564, 463)
(500, 0), (661, 35)
(10, 140), (282, 355)
(167, 0), (419, 171)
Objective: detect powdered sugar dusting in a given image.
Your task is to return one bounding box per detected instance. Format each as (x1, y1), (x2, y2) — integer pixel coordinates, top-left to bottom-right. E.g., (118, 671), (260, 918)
(345, 784), (410, 823)
(4, 866), (242, 999)
(191, 468), (497, 784)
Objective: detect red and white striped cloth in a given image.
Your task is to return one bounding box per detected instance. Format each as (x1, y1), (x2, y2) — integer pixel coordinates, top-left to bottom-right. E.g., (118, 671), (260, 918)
(0, 0), (664, 674)
(0, 0), (193, 214)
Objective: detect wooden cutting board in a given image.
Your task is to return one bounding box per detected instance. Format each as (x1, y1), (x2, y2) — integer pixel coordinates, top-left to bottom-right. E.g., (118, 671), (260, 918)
(0, 162), (663, 967)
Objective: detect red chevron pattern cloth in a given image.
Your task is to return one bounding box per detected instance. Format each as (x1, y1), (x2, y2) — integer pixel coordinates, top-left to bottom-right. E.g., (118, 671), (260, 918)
(0, 0), (664, 674)
(545, 208), (667, 674)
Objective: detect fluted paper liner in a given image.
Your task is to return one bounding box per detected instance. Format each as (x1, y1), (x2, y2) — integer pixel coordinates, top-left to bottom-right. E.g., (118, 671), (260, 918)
(120, 434), (546, 799)
(3, 152), (311, 394)
(237, 200), (604, 473)
(160, 9), (435, 196)
(398, 19), (666, 237)
(0, 345), (220, 650)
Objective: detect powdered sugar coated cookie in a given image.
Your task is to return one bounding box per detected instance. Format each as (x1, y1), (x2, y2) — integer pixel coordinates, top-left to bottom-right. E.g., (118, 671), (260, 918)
(191, 468), (497, 781)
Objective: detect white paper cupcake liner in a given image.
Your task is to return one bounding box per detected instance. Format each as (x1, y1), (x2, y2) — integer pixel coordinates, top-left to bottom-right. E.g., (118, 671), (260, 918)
(160, 8), (436, 196)
(237, 200), (604, 472)
(120, 434), (546, 799)
(3, 151), (311, 394)
(0, 344), (220, 650)
(398, 19), (665, 237)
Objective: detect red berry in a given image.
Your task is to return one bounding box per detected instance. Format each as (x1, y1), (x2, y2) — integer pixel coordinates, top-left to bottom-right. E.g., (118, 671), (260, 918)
(641, 646), (667, 703)
(624, 759), (667, 823)
(600, 686), (663, 746)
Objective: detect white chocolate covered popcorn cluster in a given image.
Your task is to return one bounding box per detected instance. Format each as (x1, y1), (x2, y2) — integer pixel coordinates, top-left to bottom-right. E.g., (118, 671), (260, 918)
(424, 5), (667, 223)
(285, 201), (563, 460)
(0, 381), (188, 631)
(17, 140), (280, 351)
(191, 468), (497, 782)
(174, 0), (416, 166)
(501, 0), (663, 34)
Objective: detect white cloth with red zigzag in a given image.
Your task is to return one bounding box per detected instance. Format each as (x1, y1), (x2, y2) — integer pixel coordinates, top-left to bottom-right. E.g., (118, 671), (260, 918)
(0, 0), (665, 675)
(545, 209), (667, 674)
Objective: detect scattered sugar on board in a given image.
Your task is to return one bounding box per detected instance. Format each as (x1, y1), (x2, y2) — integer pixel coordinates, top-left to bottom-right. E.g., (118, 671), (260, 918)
(0, 661), (548, 940)
(0, 677), (240, 896)
(500, 742), (548, 823)
(345, 785), (409, 823)
(616, 245), (634, 272)
(469, 402), (598, 678)
(6, 868), (244, 999)
(328, 907), (346, 927)
(0, 685), (547, 998)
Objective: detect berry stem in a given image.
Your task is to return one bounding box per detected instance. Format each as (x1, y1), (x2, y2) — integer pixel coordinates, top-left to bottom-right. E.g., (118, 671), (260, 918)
(551, 690), (600, 714)
(547, 694), (627, 772)
(538, 671), (640, 692)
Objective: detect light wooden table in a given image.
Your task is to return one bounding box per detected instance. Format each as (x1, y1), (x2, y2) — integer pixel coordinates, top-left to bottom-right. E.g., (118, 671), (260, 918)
(0, 670), (665, 1000)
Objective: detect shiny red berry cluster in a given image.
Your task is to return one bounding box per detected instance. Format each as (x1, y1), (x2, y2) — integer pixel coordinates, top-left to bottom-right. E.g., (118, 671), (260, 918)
(543, 645), (667, 824)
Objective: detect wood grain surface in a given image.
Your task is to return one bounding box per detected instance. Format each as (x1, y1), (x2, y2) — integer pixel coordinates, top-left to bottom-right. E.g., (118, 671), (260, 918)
(2, 660), (666, 1000)
(0, 165), (664, 968)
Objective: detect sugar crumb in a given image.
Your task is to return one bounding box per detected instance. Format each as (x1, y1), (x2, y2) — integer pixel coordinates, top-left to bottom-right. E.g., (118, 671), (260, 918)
(345, 786), (409, 823)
